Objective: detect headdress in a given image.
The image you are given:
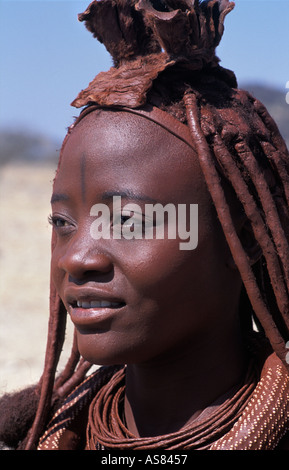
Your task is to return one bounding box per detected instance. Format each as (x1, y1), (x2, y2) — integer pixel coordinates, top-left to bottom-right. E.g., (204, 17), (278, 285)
(71, 0), (236, 109)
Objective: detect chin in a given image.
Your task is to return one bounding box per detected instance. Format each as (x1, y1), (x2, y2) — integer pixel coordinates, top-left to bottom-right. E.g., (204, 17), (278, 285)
(76, 333), (129, 366)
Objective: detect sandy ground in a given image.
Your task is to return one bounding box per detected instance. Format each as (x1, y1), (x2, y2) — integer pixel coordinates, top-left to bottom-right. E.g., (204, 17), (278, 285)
(0, 162), (74, 396)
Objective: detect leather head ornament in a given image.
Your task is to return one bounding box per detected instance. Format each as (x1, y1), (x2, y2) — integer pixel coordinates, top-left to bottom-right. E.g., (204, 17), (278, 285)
(71, 0), (236, 109)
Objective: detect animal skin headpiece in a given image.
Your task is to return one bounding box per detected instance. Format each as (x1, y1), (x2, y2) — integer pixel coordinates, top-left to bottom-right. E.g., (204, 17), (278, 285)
(71, 0), (236, 109)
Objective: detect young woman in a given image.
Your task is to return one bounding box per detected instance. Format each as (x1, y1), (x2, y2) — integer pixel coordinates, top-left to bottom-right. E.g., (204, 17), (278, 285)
(1, 0), (289, 450)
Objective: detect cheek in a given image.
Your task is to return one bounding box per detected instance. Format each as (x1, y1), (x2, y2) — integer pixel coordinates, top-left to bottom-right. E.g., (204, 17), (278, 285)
(119, 225), (230, 324)
(117, 239), (198, 304)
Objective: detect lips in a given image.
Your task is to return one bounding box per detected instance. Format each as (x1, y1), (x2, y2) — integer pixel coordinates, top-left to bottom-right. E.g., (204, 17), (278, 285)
(64, 287), (126, 331)
(76, 300), (122, 309)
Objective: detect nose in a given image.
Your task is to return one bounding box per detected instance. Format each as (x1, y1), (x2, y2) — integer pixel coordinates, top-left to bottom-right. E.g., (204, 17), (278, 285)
(58, 235), (113, 282)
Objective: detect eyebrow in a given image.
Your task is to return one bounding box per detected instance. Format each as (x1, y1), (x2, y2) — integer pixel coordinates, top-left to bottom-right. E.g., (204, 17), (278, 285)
(101, 190), (158, 204)
(50, 193), (70, 204)
(50, 190), (158, 205)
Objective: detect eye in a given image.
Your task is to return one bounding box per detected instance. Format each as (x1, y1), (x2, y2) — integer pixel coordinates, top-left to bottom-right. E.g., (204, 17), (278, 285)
(120, 213), (142, 228)
(48, 214), (75, 234)
(111, 208), (146, 240)
(111, 212), (139, 231)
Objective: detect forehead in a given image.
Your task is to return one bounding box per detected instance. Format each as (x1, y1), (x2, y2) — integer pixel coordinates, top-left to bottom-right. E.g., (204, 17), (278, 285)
(65, 109), (194, 166)
(55, 109), (210, 206)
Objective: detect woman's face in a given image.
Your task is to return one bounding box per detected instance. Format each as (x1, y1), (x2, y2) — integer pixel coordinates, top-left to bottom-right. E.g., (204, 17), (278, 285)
(51, 110), (241, 365)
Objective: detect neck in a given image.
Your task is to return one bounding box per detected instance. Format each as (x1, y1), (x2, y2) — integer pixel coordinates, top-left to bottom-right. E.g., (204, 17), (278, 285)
(124, 324), (247, 438)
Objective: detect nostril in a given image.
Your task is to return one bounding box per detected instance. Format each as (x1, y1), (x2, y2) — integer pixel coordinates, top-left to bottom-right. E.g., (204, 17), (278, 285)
(68, 268), (114, 285)
(59, 250), (114, 280)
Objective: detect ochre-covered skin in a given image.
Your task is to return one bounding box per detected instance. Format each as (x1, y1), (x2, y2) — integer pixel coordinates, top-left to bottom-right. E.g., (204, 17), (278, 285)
(51, 108), (246, 433)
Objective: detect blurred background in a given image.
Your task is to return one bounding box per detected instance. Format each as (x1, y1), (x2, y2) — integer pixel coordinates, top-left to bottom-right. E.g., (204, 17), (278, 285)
(0, 0), (289, 395)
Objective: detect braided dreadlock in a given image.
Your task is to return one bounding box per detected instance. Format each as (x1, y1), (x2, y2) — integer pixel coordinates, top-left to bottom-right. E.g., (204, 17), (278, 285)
(2, 0), (289, 450)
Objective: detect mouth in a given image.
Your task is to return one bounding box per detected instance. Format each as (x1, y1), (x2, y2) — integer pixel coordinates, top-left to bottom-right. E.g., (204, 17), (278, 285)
(74, 300), (124, 309)
(65, 289), (126, 332)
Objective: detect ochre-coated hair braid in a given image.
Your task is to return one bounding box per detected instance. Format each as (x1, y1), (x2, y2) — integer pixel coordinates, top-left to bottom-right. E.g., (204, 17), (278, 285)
(184, 91), (289, 361)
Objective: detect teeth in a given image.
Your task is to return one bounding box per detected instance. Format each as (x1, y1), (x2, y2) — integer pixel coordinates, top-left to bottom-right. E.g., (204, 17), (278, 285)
(76, 300), (121, 308)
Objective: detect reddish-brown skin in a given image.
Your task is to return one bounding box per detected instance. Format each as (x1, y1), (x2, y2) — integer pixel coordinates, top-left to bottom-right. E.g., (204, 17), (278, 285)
(50, 109), (249, 437)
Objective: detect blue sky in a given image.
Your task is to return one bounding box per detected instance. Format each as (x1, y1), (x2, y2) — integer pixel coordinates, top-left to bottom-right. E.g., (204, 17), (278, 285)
(0, 0), (289, 141)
